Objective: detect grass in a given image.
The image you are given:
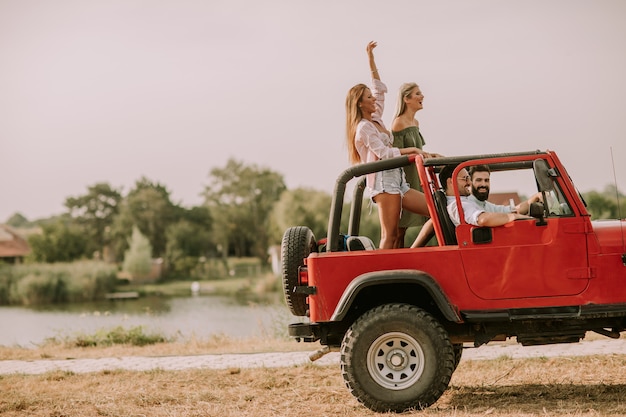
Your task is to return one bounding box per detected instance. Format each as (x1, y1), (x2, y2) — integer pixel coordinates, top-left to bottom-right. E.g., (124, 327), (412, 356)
(0, 333), (315, 361)
(61, 325), (173, 348)
(121, 271), (282, 300)
(0, 350), (625, 416)
(0, 261), (118, 305)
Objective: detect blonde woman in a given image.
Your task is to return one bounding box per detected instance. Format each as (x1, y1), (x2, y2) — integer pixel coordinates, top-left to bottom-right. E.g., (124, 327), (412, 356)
(391, 83), (443, 247)
(345, 42), (430, 250)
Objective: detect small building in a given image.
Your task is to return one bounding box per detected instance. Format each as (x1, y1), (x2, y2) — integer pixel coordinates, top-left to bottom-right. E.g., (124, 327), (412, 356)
(489, 192), (521, 206)
(0, 224), (31, 264)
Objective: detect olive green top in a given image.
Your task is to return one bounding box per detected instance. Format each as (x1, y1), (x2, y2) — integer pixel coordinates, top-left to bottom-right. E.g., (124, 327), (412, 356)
(393, 126), (427, 228)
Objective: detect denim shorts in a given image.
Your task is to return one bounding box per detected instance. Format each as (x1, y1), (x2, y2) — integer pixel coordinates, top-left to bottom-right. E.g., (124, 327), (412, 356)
(369, 168), (410, 200)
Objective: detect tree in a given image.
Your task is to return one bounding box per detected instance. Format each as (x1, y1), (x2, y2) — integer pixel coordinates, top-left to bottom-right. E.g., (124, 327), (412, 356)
(269, 188), (382, 248)
(27, 219), (90, 263)
(203, 159), (286, 260)
(65, 182), (122, 257)
(269, 187), (332, 244)
(5, 212), (31, 228)
(109, 177), (178, 260)
(122, 226), (153, 277)
(164, 206), (215, 278)
(582, 185), (625, 220)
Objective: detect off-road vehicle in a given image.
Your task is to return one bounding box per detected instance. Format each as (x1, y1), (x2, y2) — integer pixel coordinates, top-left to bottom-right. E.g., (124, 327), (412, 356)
(280, 150), (626, 412)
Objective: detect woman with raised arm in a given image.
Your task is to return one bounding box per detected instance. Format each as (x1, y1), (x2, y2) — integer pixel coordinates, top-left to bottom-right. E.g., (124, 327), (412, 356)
(392, 83), (443, 248)
(345, 41), (431, 250)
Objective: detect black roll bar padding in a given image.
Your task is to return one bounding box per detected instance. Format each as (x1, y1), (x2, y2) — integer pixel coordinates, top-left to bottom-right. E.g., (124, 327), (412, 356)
(423, 150), (546, 168)
(348, 177), (367, 236)
(327, 155), (416, 252)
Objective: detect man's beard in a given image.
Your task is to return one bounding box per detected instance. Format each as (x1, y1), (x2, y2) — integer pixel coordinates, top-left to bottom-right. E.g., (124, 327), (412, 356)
(472, 186), (489, 201)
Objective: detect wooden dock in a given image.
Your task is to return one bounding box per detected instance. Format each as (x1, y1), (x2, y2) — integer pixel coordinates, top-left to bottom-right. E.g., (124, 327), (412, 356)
(105, 291), (139, 300)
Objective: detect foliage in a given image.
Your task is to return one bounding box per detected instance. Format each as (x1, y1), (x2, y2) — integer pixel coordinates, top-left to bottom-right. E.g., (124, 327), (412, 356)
(270, 187), (381, 246)
(164, 206), (214, 279)
(269, 187), (332, 244)
(66, 325), (172, 347)
(5, 212), (31, 228)
(582, 184), (626, 220)
(342, 199), (382, 243)
(122, 226), (153, 278)
(0, 261), (117, 306)
(0, 265), (15, 304)
(203, 158), (286, 260)
(16, 272), (68, 305)
(109, 177), (178, 260)
(27, 218), (90, 262)
(65, 182), (122, 258)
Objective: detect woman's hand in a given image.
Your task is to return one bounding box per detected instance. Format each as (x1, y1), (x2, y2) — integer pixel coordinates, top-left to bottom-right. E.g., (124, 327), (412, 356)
(366, 41), (377, 55)
(400, 147), (421, 156)
(367, 41), (380, 80)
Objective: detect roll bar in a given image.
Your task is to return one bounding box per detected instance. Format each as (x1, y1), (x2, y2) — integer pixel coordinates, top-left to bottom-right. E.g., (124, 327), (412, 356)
(327, 155), (416, 252)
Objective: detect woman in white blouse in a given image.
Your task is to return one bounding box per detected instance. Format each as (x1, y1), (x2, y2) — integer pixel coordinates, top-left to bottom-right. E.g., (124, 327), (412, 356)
(345, 41), (432, 249)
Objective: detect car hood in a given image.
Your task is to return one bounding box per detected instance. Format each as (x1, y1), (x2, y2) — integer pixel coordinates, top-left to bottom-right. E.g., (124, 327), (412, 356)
(592, 219), (626, 254)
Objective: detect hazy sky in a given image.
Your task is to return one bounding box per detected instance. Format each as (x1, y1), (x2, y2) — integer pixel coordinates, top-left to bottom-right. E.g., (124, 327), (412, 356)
(1, 0), (625, 222)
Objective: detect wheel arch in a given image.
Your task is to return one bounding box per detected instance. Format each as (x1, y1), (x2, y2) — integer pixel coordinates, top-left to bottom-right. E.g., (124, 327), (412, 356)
(330, 270), (462, 324)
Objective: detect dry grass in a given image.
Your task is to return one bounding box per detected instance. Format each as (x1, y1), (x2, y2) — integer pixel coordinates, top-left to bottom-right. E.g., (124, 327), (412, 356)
(1, 349), (625, 416)
(0, 335), (315, 361)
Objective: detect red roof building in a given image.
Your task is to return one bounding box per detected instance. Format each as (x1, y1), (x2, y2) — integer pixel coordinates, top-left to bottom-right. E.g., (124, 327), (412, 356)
(0, 224), (31, 264)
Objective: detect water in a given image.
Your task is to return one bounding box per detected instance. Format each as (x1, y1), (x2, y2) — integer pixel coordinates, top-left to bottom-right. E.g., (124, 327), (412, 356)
(0, 295), (294, 348)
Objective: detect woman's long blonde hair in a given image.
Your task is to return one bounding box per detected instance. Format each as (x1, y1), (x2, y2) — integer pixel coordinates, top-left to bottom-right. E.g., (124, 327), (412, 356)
(394, 82), (418, 119)
(345, 84), (368, 165)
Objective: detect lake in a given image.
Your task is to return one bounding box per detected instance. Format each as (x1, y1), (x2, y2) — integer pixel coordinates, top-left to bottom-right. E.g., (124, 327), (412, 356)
(0, 294), (295, 348)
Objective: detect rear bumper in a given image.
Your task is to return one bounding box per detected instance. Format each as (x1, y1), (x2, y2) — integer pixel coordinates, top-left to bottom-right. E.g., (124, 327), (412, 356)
(288, 322), (320, 342)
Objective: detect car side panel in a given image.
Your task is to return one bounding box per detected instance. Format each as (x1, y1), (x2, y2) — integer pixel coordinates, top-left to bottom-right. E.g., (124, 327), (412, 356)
(457, 216), (590, 300)
(306, 248), (466, 322)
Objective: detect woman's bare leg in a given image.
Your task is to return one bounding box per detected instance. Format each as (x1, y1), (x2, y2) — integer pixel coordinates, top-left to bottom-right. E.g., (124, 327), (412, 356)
(410, 219), (435, 248)
(402, 189), (430, 216)
(373, 192), (401, 249)
(394, 227), (407, 248)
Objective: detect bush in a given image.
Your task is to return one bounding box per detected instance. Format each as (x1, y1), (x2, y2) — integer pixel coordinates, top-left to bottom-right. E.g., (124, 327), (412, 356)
(122, 227), (153, 278)
(1, 261), (118, 306)
(67, 326), (172, 347)
(0, 265), (16, 304)
(16, 272), (68, 305)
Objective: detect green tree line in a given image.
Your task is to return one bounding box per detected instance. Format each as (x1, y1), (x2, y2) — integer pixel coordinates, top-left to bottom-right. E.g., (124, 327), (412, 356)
(4, 159), (380, 280)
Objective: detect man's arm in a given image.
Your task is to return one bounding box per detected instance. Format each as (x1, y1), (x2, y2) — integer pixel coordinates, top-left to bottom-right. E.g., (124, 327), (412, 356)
(516, 192), (543, 215)
(476, 211), (531, 227)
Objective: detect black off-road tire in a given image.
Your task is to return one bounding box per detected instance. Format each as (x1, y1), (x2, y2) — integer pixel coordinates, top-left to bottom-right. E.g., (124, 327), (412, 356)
(280, 226), (316, 316)
(340, 304), (454, 413)
(453, 343), (463, 371)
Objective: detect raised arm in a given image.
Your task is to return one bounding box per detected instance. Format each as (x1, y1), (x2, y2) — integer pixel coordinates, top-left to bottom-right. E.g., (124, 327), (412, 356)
(367, 41), (380, 81)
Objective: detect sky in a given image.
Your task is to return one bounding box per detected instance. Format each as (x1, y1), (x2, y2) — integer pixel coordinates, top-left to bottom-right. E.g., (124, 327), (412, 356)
(1, 0), (625, 222)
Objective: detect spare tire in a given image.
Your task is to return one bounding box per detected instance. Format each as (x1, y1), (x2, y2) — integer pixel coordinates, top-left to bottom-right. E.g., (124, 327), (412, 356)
(281, 226), (317, 316)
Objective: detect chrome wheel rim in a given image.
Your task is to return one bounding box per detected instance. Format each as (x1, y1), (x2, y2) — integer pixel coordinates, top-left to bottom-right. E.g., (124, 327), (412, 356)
(366, 331), (425, 390)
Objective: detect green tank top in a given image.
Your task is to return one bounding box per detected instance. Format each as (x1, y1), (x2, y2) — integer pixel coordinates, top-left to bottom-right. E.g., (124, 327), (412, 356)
(392, 126), (426, 228)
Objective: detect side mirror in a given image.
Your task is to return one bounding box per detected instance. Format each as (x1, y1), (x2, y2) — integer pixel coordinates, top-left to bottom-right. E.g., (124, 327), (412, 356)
(529, 202), (547, 226)
(533, 159), (554, 193)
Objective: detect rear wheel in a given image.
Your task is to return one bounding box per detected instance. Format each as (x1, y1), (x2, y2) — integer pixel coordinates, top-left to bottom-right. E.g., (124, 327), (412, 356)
(280, 226), (316, 316)
(341, 304), (454, 412)
(452, 343), (463, 371)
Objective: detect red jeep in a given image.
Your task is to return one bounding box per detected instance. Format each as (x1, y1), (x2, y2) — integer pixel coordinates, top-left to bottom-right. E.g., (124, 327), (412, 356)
(280, 150), (626, 412)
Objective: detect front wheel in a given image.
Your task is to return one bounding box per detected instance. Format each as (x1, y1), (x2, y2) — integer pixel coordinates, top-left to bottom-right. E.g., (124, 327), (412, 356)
(340, 304), (454, 412)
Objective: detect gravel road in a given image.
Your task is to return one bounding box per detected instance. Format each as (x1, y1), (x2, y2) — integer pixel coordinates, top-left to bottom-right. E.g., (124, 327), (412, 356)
(1, 338), (625, 375)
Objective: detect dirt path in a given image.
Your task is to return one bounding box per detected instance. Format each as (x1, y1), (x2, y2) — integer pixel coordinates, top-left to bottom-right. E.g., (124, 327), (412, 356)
(1, 338), (624, 375)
